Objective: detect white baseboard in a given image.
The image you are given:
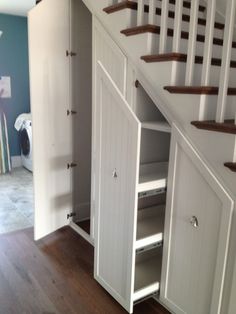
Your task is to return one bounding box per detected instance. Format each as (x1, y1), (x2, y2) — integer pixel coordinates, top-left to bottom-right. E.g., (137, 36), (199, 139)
(11, 156), (22, 168)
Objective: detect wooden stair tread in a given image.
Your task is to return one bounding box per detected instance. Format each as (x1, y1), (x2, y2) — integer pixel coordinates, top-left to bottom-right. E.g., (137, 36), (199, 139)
(103, 0), (137, 13)
(164, 86), (236, 95)
(141, 53), (236, 68)
(104, 1), (221, 29)
(121, 25), (236, 48)
(224, 162), (236, 172)
(191, 120), (236, 134)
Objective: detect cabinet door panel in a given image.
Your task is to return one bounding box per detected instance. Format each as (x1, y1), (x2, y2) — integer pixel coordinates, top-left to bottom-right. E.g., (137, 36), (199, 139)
(94, 62), (141, 313)
(161, 125), (234, 314)
(28, 0), (72, 240)
(94, 18), (127, 96)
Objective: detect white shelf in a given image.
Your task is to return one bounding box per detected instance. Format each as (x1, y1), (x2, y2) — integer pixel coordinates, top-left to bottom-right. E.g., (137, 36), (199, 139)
(138, 162), (168, 193)
(136, 205), (165, 250)
(142, 121), (171, 133)
(133, 253), (162, 302)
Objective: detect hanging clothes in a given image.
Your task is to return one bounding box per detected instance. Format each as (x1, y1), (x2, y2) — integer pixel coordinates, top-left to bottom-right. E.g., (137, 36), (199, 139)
(0, 110), (11, 174)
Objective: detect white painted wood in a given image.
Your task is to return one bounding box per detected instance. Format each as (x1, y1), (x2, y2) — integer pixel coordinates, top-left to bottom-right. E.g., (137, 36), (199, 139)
(94, 62), (141, 314)
(148, 0), (156, 25)
(185, 0), (200, 85)
(142, 121), (171, 133)
(137, 0), (145, 26)
(201, 0), (216, 86)
(138, 162), (168, 193)
(159, 0), (169, 53)
(216, 0), (236, 122)
(92, 18), (128, 239)
(172, 0), (183, 53)
(136, 205), (165, 250)
(28, 0), (72, 240)
(134, 251), (162, 301)
(70, 0), (93, 226)
(161, 125), (234, 314)
(93, 18), (127, 95)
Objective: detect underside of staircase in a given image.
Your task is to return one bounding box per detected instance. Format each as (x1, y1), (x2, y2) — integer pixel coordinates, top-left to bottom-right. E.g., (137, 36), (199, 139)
(103, 0), (236, 176)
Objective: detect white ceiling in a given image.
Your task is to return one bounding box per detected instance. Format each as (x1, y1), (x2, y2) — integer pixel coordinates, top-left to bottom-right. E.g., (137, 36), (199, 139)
(0, 0), (36, 17)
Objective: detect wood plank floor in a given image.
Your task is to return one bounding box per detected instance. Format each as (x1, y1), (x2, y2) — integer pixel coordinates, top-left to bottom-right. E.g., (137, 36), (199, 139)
(0, 227), (170, 314)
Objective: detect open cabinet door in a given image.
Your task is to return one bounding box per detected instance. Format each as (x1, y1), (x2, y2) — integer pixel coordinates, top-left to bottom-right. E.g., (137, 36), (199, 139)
(28, 0), (72, 240)
(94, 62), (141, 313)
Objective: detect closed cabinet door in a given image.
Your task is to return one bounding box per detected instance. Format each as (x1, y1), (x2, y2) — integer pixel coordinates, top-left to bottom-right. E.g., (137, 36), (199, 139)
(28, 0), (72, 240)
(161, 125), (234, 314)
(94, 62), (141, 313)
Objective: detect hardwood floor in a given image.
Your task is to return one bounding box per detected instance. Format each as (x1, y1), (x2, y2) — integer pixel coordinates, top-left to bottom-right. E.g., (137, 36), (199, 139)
(0, 227), (170, 314)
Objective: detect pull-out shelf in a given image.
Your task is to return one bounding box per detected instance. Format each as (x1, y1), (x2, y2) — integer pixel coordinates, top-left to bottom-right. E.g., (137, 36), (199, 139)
(133, 250), (162, 302)
(136, 205), (165, 250)
(138, 162), (168, 193)
(142, 121), (171, 133)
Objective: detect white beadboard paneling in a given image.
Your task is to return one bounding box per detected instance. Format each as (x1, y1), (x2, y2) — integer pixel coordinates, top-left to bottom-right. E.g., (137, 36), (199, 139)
(94, 18), (127, 96)
(161, 124), (234, 314)
(28, 0), (72, 240)
(94, 62), (141, 314)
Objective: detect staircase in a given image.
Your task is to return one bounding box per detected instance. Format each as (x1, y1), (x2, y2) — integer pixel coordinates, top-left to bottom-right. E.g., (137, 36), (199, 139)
(86, 0), (236, 195)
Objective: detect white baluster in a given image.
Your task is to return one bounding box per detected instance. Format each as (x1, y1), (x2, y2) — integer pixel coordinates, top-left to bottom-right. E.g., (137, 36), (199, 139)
(172, 0), (183, 52)
(201, 0), (216, 86)
(159, 0), (169, 54)
(185, 0), (199, 85)
(137, 0), (145, 26)
(149, 0), (156, 25)
(216, 0), (236, 123)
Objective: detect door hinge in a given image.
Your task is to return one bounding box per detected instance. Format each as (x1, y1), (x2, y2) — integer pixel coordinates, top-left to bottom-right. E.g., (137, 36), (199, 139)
(67, 110), (77, 116)
(67, 212), (76, 220)
(66, 50), (77, 57)
(67, 162), (77, 169)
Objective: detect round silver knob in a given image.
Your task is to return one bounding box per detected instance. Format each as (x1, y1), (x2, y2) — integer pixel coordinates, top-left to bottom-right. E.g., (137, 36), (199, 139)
(190, 216), (199, 228)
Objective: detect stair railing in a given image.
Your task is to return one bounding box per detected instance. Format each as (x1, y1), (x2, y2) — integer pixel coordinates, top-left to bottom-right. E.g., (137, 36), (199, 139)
(216, 0), (236, 123)
(159, 0), (169, 53)
(173, 0), (184, 53)
(137, 0), (235, 124)
(185, 0), (200, 85)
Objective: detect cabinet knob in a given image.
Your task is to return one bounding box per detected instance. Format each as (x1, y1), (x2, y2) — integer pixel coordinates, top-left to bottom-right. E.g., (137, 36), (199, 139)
(67, 162), (77, 169)
(190, 216), (199, 228)
(67, 110), (77, 116)
(112, 169), (118, 179)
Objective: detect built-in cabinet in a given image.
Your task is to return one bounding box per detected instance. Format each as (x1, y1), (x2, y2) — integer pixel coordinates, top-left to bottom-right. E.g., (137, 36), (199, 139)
(94, 62), (171, 312)
(29, 1), (234, 314)
(160, 125), (234, 314)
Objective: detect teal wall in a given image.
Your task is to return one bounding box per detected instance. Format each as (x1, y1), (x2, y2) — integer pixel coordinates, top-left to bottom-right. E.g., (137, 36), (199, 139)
(0, 14), (30, 157)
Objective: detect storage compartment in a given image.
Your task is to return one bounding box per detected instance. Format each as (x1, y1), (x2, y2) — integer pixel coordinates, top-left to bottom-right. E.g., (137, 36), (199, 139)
(136, 205), (165, 250)
(138, 161), (169, 193)
(134, 247), (162, 302)
(133, 82), (171, 307)
(70, 0), (93, 235)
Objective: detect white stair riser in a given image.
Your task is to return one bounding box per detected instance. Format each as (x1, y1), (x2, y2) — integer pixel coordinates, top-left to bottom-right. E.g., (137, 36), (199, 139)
(127, 32), (236, 59)
(140, 12), (223, 38)
(171, 62), (236, 86)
